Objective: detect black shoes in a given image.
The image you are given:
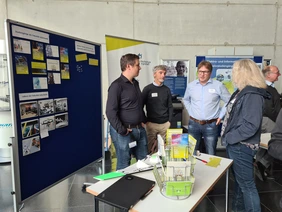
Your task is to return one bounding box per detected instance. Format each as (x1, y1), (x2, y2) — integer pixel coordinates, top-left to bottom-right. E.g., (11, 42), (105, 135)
(254, 162), (266, 181)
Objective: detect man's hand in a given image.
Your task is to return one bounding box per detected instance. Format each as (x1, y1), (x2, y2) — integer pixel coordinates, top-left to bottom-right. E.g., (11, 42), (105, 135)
(141, 122), (146, 128)
(216, 118), (221, 125)
(125, 128), (132, 135)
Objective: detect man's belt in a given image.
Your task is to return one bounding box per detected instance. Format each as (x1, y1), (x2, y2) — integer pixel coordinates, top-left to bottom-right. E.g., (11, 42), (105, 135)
(124, 123), (142, 129)
(190, 116), (217, 125)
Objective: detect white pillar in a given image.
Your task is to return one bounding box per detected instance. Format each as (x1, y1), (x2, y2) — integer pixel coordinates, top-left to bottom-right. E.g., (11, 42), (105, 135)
(0, 39), (12, 163)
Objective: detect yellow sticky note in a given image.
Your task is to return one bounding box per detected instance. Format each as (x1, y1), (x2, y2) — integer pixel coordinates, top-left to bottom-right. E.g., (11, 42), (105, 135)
(31, 62), (46, 70)
(89, 58), (98, 66)
(206, 157), (221, 167)
(76, 54), (87, 62)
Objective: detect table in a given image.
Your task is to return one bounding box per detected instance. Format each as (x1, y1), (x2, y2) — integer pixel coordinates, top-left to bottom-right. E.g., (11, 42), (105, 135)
(87, 153), (233, 212)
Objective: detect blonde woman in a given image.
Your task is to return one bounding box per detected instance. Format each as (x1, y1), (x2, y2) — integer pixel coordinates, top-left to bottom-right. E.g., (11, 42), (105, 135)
(221, 59), (270, 212)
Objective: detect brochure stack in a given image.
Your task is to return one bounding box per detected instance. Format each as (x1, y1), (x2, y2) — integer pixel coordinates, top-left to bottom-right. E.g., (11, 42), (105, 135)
(153, 129), (197, 199)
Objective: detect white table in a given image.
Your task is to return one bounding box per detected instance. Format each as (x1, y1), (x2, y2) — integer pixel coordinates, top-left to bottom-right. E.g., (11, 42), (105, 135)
(87, 153), (233, 212)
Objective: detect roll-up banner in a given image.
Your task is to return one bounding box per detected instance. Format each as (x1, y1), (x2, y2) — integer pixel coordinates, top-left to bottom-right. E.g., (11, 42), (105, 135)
(105, 35), (159, 90)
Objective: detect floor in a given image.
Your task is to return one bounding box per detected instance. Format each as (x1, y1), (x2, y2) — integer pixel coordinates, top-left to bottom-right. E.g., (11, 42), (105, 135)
(1, 150), (282, 212)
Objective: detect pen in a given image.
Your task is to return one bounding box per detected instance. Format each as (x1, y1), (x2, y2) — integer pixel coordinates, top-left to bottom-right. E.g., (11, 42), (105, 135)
(195, 157), (208, 163)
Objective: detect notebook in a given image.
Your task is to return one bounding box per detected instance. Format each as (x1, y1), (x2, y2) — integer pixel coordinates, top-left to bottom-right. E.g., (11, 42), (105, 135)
(96, 174), (155, 210)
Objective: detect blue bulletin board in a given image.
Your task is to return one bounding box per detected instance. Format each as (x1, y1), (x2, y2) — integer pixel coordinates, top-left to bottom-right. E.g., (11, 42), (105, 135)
(196, 55), (263, 94)
(5, 20), (103, 203)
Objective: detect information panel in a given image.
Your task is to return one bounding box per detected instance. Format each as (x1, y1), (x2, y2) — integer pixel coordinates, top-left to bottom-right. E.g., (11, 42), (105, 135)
(5, 20), (103, 201)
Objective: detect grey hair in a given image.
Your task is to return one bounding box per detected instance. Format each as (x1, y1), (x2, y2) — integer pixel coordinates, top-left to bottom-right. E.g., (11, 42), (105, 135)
(153, 65), (167, 74)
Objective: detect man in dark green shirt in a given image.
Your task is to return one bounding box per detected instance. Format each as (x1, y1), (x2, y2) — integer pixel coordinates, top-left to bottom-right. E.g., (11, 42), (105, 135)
(142, 65), (173, 154)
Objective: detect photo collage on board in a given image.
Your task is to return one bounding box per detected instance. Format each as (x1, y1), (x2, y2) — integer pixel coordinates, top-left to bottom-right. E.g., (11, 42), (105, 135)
(20, 98), (69, 156)
(12, 25), (97, 157)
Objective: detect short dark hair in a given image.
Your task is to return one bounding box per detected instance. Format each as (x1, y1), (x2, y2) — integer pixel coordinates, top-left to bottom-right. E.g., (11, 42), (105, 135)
(176, 61), (185, 67)
(120, 54), (140, 71)
(198, 60), (213, 72)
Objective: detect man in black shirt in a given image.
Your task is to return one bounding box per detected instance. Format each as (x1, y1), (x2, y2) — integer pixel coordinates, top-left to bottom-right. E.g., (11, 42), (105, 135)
(142, 65), (173, 154)
(106, 53), (148, 170)
(255, 65), (281, 181)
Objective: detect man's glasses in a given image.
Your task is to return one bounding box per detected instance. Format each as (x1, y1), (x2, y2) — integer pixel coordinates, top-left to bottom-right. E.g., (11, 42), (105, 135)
(198, 71), (210, 75)
(270, 71), (280, 75)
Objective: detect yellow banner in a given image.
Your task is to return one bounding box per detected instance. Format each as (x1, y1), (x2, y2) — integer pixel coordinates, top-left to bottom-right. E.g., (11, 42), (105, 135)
(105, 36), (144, 51)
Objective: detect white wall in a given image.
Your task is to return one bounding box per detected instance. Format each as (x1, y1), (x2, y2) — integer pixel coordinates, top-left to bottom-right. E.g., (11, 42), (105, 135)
(1, 0), (282, 122)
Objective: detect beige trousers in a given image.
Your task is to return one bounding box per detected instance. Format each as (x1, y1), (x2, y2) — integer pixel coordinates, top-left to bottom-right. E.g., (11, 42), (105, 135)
(146, 121), (170, 154)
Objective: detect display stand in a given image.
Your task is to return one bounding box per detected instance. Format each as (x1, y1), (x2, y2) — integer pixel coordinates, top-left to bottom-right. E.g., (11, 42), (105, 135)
(153, 133), (197, 200)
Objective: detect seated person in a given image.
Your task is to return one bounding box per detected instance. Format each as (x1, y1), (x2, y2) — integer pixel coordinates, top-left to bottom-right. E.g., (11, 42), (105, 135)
(255, 108), (282, 181)
(268, 109), (282, 161)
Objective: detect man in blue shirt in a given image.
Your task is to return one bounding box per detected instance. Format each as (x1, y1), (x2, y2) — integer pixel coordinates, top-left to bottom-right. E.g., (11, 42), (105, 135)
(183, 60), (231, 155)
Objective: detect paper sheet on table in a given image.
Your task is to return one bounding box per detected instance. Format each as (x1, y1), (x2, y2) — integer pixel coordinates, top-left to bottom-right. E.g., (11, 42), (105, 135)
(206, 157), (221, 167)
(136, 160), (151, 169)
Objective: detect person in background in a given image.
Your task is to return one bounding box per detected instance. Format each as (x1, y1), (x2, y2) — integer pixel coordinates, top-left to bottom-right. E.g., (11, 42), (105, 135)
(142, 65), (173, 154)
(106, 53), (148, 170)
(255, 65), (281, 181)
(268, 108), (282, 161)
(175, 61), (187, 77)
(221, 59), (270, 212)
(183, 60), (230, 155)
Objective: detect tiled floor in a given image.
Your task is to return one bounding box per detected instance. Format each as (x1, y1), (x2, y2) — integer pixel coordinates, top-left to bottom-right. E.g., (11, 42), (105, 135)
(1, 150), (282, 212)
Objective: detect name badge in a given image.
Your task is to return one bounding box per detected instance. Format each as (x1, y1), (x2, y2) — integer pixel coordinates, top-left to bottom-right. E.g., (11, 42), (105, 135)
(151, 93), (158, 97)
(129, 141), (137, 148)
(208, 89), (216, 93)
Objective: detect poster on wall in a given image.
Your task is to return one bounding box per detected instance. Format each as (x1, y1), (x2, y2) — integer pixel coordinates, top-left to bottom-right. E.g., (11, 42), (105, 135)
(105, 35), (159, 91)
(162, 60), (189, 98)
(196, 56), (263, 94)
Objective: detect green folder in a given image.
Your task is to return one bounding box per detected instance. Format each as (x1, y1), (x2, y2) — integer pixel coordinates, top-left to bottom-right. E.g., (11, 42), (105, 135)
(93, 172), (125, 181)
(166, 181), (192, 196)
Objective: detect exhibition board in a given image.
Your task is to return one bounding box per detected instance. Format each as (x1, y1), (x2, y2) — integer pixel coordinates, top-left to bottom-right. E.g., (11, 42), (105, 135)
(5, 19), (103, 203)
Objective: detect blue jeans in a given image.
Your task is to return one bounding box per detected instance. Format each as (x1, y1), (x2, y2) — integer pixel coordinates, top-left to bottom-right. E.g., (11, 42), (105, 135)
(110, 126), (148, 170)
(227, 143), (261, 212)
(188, 119), (218, 155)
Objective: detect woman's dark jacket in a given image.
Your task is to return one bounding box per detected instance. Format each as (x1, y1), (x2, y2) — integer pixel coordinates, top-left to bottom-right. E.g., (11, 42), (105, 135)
(221, 86), (270, 146)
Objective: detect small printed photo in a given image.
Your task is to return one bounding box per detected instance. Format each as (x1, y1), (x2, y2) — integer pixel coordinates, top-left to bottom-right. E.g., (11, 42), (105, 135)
(20, 101), (38, 119)
(13, 39), (31, 54)
(15, 55), (29, 74)
(22, 136), (40, 156)
(60, 47), (69, 63)
(32, 41), (44, 61)
(55, 113), (68, 128)
(21, 119), (39, 139)
(32, 68), (47, 75)
(54, 98), (68, 113)
(40, 115), (55, 131)
(46, 45), (59, 57)
(47, 59), (60, 71)
(48, 73), (61, 84)
(33, 77), (48, 90)
(61, 64), (70, 79)
(48, 73), (55, 84)
(215, 69), (232, 82)
(162, 60), (189, 77)
(31, 62), (47, 75)
(38, 99), (54, 116)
